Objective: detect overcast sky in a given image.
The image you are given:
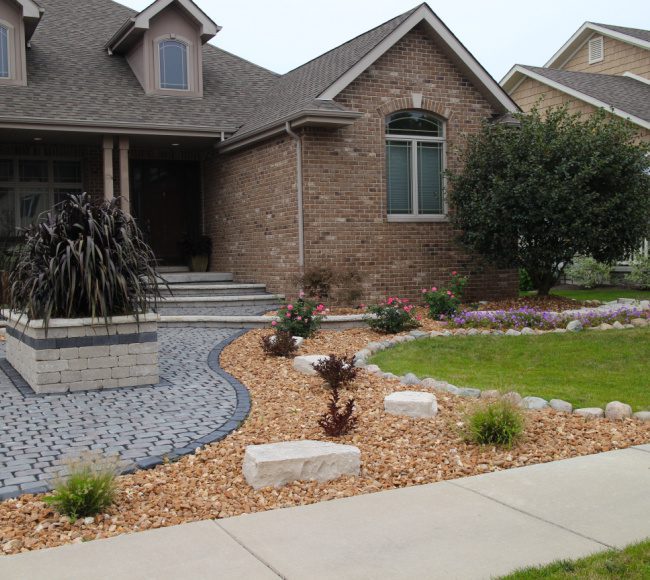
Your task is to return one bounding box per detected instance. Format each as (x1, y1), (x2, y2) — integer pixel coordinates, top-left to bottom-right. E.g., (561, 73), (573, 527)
(120, 0), (649, 81)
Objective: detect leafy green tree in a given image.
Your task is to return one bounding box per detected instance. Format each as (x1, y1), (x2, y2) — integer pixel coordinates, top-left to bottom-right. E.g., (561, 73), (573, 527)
(448, 107), (650, 295)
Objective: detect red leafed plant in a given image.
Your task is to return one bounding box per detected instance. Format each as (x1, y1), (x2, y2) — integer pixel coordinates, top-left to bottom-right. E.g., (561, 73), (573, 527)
(318, 387), (358, 437)
(312, 354), (358, 389)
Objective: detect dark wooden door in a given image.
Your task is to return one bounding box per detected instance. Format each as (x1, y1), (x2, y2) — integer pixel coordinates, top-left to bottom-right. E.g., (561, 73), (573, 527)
(131, 160), (200, 265)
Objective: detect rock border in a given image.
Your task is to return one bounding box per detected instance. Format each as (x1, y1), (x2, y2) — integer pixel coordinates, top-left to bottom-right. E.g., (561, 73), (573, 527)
(355, 300), (650, 424)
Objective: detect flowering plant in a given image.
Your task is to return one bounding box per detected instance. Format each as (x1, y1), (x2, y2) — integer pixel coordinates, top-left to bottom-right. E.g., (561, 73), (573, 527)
(274, 291), (325, 338)
(422, 271), (468, 320)
(367, 296), (420, 334)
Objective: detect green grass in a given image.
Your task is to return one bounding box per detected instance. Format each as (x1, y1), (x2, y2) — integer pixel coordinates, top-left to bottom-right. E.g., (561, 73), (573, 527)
(500, 539), (650, 579)
(370, 329), (650, 411)
(521, 288), (650, 302)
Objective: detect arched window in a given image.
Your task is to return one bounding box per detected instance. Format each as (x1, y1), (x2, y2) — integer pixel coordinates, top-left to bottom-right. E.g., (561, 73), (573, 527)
(385, 110), (445, 217)
(0, 25), (9, 78)
(158, 39), (188, 90)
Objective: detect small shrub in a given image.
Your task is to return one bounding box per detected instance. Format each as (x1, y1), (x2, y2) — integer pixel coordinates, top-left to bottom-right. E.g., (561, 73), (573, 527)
(335, 269), (364, 306)
(463, 401), (524, 448)
(275, 293), (325, 338)
(44, 453), (120, 521)
(519, 269), (534, 292)
(422, 271), (468, 320)
(296, 265), (336, 300)
(296, 265), (364, 306)
(565, 255), (611, 288)
(626, 255), (650, 289)
(318, 387), (358, 437)
(367, 297), (420, 334)
(261, 331), (298, 358)
(313, 354), (358, 389)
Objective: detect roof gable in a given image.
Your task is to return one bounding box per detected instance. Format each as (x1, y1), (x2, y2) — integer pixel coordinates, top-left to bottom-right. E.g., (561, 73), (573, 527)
(545, 22), (650, 70)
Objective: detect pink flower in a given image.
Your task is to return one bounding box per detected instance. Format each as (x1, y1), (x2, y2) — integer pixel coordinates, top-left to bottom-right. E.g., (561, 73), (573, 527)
(287, 304), (294, 311)
(316, 304), (325, 312)
(403, 298), (410, 303)
(432, 287), (437, 292)
(452, 271), (457, 276)
(387, 297), (394, 305)
(286, 312), (291, 318)
(297, 316), (302, 321)
(416, 315), (422, 320)
(299, 290), (305, 298)
(271, 321), (277, 326)
(421, 288), (427, 294)
(447, 290), (452, 296)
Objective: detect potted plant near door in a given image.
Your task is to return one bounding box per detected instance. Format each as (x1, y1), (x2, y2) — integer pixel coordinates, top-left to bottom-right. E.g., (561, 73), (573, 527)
(4, 193), (162, 394)
(179, 234), (212, 272)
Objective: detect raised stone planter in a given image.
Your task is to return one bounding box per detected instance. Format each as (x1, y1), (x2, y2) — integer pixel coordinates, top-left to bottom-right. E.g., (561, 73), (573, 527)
(384, 391), (438, 418)
(242, 440), (361, 489)
(3, 310), (159, 394)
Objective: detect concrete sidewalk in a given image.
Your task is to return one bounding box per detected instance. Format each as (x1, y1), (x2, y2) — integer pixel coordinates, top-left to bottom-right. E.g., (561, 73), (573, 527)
(1, 445), (649, 580)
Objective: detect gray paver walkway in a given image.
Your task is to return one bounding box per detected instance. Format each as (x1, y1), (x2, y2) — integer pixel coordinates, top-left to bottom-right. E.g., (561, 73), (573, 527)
(1, 446), (649, 579)
(0, 327), (243, 499)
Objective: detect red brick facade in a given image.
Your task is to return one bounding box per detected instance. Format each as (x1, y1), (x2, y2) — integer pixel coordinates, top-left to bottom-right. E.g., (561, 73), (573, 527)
(206, 26), (517, 301)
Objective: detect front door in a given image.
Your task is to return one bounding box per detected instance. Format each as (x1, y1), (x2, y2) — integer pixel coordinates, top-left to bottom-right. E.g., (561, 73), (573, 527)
(131, 160), (201, 266)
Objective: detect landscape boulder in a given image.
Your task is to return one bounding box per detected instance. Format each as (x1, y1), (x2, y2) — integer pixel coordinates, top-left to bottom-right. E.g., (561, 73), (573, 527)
(384, 391), (438, 418)
(293, 355), (329, 376)
(605, 401), (632, 421)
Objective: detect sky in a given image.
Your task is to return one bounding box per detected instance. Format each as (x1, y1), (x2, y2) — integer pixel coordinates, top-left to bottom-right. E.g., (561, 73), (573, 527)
(120, 0), (649, 81)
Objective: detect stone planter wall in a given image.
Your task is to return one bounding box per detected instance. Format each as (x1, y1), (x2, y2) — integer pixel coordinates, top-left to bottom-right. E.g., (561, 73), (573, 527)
(2, 311), (159, 394)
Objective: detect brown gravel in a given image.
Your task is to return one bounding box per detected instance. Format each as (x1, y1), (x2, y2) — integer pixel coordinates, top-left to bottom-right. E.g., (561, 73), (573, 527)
(1, 327), (649, 556)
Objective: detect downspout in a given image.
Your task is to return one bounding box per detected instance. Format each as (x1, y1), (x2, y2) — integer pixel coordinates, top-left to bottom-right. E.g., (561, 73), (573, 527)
(285, 121), (305, 273)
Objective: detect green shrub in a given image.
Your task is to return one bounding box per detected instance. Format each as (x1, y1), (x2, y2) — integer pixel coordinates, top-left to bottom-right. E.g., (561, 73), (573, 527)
(626, 255), (650, 289)
(275, 293), (325, 338)
(422, 271), (467, 320)
(463, 401), (524, 447)
(565, 255), (611, 288)
(44, 453), (120, 521)
(367, 297), (420, 334)
(519, 269), (534, 292)
(9, 193), (160, 330)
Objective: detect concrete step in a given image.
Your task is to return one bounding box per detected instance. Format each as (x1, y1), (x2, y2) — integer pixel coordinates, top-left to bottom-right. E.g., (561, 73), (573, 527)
(159, 314), (368, 329)
(158, 283), (268, 297)
(156, 265), (190, 273)
(156, 294), (283, 316)
(158, 272), (234, 284)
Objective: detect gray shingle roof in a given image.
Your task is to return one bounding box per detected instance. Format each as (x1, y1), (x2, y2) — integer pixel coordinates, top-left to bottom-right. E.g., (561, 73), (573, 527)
(592, 23), (650, 44)
(520, 66), (650, 123)
(0, 0), (279, 133)
(231, 5), (421, 139)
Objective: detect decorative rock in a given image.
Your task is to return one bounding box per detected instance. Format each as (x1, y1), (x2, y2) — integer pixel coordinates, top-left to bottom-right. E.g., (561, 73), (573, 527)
(617, 298), (636, 305)
(441, 331), (453, 337)
(599, 323), (613, 330)
(410, 330), (429, 339)
(549, 399), (573, 413)
(443, 384), (462, 395)
(605, 401), (632, 420)
(566, 320), (583, 332)
(630, 318), (648, 327)
(480, 330), (492, 336)
(356, 349), (372, 359)
(293, 355), (329, 376)
(400, 373), (421, 386)
(522, 396), (549, 410)
(505, 329), (521, 336)
(366, 342), (385, 352)
(612, 321), (625, 330)
(553, 329), (567, 334)
(520, 327), (535, 335)
(624, 324), (635, 329)
(640, 300), (650, 310)
(382, 372), (399, 380)
(467, 329), (480, 336)
(574, 408), (605, 419)
(429, 331), (444, 337)
(365, 364), (381, 373)
(457, 387), (481, 398)
(384, 391), (438, 418)
(420, 378), (451, 392)
(502, 391), (523, 407)
(243, 440), (361, 489)
(481, 389), (500, 400)
(633, 412), (650, 422)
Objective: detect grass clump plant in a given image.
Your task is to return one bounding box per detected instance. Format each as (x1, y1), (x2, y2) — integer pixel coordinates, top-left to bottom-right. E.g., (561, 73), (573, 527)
(463, 401), (524, 448)
(44, 453), (121, 521)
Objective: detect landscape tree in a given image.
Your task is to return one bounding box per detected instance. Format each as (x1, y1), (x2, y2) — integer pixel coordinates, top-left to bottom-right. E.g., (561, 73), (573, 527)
(448, 106), (650, 295)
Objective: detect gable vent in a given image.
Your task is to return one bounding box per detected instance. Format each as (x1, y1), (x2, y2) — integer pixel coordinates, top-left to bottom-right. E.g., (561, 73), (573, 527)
(588, 36), (604, 64)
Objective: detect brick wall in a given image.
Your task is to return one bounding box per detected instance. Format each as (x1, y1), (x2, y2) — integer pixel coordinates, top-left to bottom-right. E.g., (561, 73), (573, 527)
(561, 35), (650, 78)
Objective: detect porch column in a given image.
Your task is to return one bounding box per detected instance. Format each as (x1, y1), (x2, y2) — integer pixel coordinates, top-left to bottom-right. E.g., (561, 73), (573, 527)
(118, 136), (130, 212)
(102, 135), (114, 201)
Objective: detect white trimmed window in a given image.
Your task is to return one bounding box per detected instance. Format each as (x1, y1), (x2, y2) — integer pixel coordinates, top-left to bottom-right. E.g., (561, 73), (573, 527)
(158, 39), (189, 90)
(0, 23), (11, 79)
(385, 110), (446, 220)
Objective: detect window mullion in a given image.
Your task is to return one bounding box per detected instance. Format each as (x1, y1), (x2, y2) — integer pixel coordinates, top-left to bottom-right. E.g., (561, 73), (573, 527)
(411, 140), (419, 216)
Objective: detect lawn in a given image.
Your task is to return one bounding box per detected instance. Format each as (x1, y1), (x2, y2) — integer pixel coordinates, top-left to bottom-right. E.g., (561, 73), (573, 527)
(522, 288), (650, 302)
(500, 538), (650, 579)
(370, 328), (650, 411)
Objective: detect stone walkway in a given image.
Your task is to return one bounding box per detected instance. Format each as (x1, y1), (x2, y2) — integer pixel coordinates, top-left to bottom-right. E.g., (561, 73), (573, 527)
(0, 328), (248, 499)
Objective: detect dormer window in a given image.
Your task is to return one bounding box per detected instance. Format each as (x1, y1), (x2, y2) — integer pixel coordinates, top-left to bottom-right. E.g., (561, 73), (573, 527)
(0, 25), (9, 78)
(158, 39), (188, 90)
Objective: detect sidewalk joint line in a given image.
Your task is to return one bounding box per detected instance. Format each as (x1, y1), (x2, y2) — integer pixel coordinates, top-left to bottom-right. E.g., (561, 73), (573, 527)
(212, 519), (287, 579)
(629, 446), (650, 455)
(449, 482), (613, 549)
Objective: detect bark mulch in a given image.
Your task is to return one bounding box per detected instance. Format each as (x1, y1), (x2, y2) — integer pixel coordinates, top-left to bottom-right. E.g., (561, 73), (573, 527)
(1, 327), (648, 556)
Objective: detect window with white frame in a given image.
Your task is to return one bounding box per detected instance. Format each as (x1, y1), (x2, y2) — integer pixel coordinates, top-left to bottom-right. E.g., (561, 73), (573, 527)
(158, 39), (189, 90)
(0, 25), (10, 78)
(385, 110), (446, 218)
(0, 159), (83, 237)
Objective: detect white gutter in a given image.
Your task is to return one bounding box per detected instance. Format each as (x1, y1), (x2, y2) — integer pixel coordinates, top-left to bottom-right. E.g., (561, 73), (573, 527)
(285, 121), (305, 271)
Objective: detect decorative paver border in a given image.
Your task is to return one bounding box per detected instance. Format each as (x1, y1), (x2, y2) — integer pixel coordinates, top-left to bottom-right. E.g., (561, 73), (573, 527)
(354, 302), (650, 423)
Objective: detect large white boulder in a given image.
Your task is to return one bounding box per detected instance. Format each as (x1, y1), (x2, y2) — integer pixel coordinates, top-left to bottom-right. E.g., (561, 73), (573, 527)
(605, 401), (632, 420)
(384, 391), (438, 418)
(243, 440), (360, 489)
(292, 355), (329, 375)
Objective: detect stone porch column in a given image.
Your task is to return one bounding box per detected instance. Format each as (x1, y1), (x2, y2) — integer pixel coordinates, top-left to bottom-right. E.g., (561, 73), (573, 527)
(102, 135), (114, 201)
(119, 136), (130, 212)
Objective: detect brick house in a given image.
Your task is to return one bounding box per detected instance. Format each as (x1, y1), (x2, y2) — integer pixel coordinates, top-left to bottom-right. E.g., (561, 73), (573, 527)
(0, 0), (519, 301)
(502, 22), (650, 264)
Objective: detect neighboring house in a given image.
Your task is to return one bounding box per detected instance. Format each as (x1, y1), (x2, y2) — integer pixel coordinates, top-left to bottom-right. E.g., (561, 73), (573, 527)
(502, 22), (650, 267)
(0, 0), (519, 301)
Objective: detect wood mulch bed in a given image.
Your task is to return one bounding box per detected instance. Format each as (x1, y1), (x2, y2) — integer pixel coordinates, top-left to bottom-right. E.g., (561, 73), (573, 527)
(1, 327), (649, 556)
